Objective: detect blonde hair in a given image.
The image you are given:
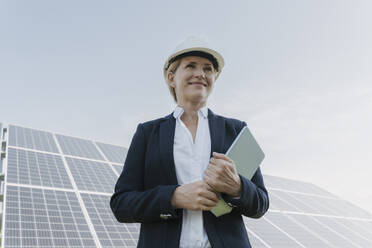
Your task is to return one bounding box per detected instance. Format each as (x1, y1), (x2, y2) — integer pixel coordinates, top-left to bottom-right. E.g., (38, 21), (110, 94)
(166, 59), (182, 102)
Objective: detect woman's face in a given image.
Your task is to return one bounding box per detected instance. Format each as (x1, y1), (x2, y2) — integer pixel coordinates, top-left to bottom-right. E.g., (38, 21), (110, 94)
(168, 56), (216, 104)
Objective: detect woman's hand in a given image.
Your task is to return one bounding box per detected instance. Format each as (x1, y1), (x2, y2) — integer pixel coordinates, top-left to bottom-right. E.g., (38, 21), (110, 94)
(171, 181), (219, 211)
(204, 152), (242, 197)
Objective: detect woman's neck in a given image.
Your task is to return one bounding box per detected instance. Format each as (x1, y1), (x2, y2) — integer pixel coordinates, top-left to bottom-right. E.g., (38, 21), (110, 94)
(177, 100), (206, 123)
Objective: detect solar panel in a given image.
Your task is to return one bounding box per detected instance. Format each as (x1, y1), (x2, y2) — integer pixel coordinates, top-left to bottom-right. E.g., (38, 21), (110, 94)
(264, 212), (331, 247)
(335, 218), (372, 242)
(55, 134), (104, 161)
(3, 185), (96, 247)
(2, 124), (372, 248)
(96, 142), (127, 164)
(267, 191), (301, 212)
(273, 190), (324, 214)
(1, 122), (3, 173)
(265, 174), (335, 197)
(8, 125), (59, 153)
(6, 148), (72, 189)
(314, 216), (372, 247)
(81, 193), (139, 247)
(244, 215), (302, 247)
(65, 157), (117, 193)
(288, 214), (358, 247)
(112, 164), (123, 175)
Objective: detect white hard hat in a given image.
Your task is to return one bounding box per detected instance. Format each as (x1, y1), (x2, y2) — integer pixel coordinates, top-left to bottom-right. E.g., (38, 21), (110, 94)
(163, 37), (225, 82)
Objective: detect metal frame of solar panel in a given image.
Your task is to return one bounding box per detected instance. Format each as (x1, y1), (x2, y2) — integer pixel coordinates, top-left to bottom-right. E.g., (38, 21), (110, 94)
(1, 123), (372, 248)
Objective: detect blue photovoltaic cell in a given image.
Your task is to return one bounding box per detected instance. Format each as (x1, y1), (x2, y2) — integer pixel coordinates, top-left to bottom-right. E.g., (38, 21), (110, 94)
(6, 148), (72, 189)
(81, 193), (139, 247)
(8, 125), (59, 153)
(4, 185), (96, 247)
(65, 157), (118, 193)
(56, 134), (104, 160)
(96, 142), (127, 164)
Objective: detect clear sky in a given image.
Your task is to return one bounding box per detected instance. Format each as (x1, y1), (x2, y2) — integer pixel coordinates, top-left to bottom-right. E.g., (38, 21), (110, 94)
(1, 0), (371, 213)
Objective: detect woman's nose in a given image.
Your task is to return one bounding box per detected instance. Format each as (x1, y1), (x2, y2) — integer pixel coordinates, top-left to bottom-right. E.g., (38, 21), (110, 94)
(194, 67), (206, 79)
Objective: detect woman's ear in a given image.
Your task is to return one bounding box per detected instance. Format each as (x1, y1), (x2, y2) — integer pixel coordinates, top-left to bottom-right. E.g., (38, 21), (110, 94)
(168, 72), (176, 88)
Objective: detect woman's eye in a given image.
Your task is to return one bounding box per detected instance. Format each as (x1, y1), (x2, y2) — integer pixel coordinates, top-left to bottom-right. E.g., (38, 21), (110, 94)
(204, 67), (212, 72)
(186, 64), (195, 68)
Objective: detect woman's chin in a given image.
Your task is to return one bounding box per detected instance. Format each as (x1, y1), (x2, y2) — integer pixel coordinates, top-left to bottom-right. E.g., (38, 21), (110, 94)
(188, 94), (208, 103)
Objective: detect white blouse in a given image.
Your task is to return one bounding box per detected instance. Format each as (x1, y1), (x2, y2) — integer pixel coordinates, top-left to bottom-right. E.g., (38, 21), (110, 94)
(173, 105), (212, 248)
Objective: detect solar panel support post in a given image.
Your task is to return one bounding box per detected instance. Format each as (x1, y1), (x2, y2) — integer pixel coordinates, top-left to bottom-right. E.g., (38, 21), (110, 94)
(1, 141), (6, 152)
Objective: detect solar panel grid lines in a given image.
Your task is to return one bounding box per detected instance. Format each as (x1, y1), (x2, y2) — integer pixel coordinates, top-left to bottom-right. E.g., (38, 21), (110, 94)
(314, 216), (372, 248)
(95, 142), (128, 164)
(55, 134), (104, 161)
(65, 157), (118, 193)
(112, 164), (123, 175)
(276, 191), (325, 215)
(244, 214), (304, 248)
(51, 133), (102, 248)
(6, 148), (73, 189)
(266, 187), (339, 200)
(2, 185), (97, 247)
(324, 198), (372, 219)
(91, 140), (122, 178)
(81, 193), (139, 248)
(8, 125), (59, 153)
(349, 219), (372, 237)
(264, 175), (331, 197)
(284, 213), (337, 247)
(292, 193), (339, 217)
(288, 214), (361, 248)
(268, 190), (303, 213)
(330, 218), (372, 244)
(264, 212), (333, 247)
(264, 174), (338, 198)
(244, 226), (271, 248)
(5, 182), (75, 193)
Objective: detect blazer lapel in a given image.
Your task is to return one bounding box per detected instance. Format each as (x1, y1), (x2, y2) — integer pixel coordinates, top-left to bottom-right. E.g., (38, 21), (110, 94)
(208, 108), (226, 156)
(159, 114), (178, 185)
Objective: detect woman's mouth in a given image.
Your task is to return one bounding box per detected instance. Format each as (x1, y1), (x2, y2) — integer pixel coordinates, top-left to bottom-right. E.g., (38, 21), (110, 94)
(188, 81), (207, 87)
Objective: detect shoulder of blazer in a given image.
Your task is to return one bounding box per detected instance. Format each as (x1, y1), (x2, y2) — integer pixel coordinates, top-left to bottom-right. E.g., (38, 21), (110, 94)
(208, 109), (247, 132)
(138, 113), (174, 134)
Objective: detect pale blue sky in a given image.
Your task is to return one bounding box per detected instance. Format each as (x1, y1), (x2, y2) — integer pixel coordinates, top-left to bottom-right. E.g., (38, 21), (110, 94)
(1, 0), (372, 212)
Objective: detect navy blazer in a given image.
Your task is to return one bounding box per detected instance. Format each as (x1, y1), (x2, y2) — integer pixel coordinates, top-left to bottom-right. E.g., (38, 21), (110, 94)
(111, 109), (269, 248)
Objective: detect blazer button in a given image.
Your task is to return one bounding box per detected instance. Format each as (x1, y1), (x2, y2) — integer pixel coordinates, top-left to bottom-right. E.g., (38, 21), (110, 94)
(160, 213), (171, 220)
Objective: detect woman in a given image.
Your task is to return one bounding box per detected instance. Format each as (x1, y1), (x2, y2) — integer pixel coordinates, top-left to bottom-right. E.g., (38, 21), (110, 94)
(110, 38), (269, 248)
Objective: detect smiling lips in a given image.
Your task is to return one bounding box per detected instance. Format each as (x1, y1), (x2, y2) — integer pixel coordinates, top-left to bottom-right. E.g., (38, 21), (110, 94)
(188, 81), (207, 87)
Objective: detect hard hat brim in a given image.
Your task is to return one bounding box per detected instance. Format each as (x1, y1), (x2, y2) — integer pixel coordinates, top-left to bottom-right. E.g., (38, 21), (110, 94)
(163, 47), (225, 82)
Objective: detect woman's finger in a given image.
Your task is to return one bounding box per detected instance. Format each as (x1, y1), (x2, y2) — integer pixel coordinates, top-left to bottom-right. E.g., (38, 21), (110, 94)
(212, 152), (233, 163)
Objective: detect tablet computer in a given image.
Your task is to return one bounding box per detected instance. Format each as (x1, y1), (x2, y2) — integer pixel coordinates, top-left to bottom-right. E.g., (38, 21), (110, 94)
(226, 126), (265, 179)
(211, 126), (265, 217)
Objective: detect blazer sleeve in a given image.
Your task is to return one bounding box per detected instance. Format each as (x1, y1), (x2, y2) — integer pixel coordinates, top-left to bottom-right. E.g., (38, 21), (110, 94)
(222, 121), (270, 218)
(110, 123), (180, 223)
